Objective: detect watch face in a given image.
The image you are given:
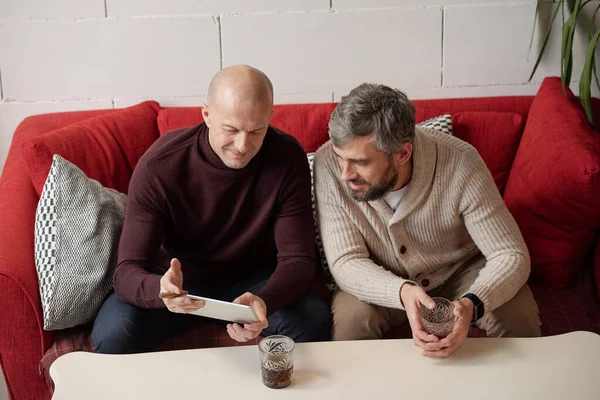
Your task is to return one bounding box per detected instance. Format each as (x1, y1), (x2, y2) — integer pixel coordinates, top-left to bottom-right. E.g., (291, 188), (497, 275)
(464, 293), (483, 321)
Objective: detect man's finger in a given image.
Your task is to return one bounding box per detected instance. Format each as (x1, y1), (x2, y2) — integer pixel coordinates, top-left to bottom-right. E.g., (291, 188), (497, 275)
(439, 329), (459, 345)
(179, 298), (204, 307)
(424, 336), (454, 351)
(233, 292), (252, 305)
(414, 329), (439, 343)
(453, 301), (468, 318)
(231, 323), (243, 334)
(418, 291), (435, 310)
(170, 258), (182, 273)
(252, 299), (267, 319)
(181, 302), (205, 313)
(435, 336), (453, 349)
(413, 337), (430, 351)
(226, 324), (239, 341)
(161, 281), (182, 295)
(405, 309), (423, 332)
(423, 346), (456, 358)
(231, 323), (251, 342)
(245, 321), (267, 332)
(165, 297), (198, 306)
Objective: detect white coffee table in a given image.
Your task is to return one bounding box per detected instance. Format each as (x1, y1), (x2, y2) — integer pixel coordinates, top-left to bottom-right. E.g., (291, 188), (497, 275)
(50, 331), (600, 399)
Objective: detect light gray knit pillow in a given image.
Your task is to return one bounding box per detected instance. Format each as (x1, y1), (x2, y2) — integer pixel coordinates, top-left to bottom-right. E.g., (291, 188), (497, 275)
(310, 114), (453, 291)
(34, 155), (126, 330)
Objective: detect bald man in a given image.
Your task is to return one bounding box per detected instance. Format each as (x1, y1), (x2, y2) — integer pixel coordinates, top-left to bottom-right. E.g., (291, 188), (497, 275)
(92, 65), (332, 354)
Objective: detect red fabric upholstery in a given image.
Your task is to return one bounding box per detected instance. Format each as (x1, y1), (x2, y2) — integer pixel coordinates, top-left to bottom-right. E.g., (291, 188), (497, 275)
(158, 103), (527, 167)
(21, 101), (161, 196)
(157, 106), (203, 135)
(0, 109), (118, 400)
(504, 78), (600, 288)
(596, 236), (600, 300)
(413, 96), (534, 118)
(269, 103), (337, 152)
(157, 103), (337, 153)
(452, 112), (524, 193)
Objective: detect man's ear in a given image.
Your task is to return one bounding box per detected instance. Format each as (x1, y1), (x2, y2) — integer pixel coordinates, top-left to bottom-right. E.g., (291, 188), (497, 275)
(201, 104), (211, 128)
(395, 142), (413, 165)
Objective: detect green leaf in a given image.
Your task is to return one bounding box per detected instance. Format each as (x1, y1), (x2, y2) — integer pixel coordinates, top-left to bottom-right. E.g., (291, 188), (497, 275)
(579, 27), (600, 125)
(588, 3), (600, 92)
(529, 0), (563, 82)
(562, 0), (583, 94)
(528, 2), (541, 61)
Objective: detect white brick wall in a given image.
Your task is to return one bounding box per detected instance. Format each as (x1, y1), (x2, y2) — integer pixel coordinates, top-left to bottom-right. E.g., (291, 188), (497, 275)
(107, 0), (330, 16)
(0, 0), (104, 19)
(222, 9), (442, 95)
(0, 0), (596, 172)
(1, 17), (220, 100)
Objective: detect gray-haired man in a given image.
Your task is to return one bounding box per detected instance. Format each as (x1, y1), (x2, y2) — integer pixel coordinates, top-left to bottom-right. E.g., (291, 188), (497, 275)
(313, 83), (540, 358)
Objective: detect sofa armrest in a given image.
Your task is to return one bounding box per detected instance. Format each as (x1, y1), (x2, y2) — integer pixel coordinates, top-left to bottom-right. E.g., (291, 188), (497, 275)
(0, 109), (115, 344)
(0, 115), (85, 400)
(0, 179), (49, 350)
(0, 152), (53, 399)
(0, 119), (54, 352)
(594, 234), (600, 302)
(0, 274), (52, 400)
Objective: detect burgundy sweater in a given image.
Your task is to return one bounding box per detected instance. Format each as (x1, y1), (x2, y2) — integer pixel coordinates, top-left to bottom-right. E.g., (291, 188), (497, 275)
(113, 123), (316, 313)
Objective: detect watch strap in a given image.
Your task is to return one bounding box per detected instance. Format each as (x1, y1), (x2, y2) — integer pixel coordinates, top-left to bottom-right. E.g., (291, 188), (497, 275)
(461, 293), (484, 323)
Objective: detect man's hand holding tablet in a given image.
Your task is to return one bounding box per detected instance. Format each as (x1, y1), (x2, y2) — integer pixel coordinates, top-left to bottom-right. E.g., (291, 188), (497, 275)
(159, 258), (268, 343)
(159, 258), (205, 313)
(227, 292), (268, 342)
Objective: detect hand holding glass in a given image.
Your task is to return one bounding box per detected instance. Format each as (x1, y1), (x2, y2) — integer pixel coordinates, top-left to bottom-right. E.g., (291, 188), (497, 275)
(420, 297), (456, 338)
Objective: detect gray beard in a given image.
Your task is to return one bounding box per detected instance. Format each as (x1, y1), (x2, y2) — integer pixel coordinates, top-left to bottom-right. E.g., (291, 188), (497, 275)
(348, 163), (398, 202)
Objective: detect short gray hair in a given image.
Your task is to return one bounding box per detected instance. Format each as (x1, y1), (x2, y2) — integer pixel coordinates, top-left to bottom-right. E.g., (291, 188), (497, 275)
(329, 83), (416, 156)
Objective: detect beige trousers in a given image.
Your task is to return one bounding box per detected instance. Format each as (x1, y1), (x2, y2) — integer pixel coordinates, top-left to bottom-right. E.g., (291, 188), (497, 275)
(332, 256), (542, 341)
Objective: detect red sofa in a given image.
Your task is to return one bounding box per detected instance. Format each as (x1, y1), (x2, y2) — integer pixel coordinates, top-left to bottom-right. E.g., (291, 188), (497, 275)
(1, 77), (599, 400)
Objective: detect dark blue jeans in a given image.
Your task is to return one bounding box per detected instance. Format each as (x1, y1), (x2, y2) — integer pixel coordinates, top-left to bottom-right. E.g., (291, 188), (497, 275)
(92, 269), (332, 354)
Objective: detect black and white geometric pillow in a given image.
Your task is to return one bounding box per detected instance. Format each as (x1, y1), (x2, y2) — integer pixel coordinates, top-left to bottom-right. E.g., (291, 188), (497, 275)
(307, 152), (335, 291)
(418, 114), (453, 135)
(35, 155), (127, 330)
(35, 167), (58, 323)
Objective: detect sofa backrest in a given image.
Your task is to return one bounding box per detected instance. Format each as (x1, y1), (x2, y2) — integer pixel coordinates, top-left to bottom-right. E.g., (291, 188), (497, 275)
(20, 102), (161, 196)
(157, 96), (534, 193)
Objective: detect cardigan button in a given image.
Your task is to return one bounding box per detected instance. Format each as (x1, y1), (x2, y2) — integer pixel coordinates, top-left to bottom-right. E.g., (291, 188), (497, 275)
(421, 279), (430, 287)
(400, 245), (407, 254)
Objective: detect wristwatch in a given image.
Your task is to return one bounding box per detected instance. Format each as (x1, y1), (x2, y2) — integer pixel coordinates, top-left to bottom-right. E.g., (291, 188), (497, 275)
(461, 293), (484, 323)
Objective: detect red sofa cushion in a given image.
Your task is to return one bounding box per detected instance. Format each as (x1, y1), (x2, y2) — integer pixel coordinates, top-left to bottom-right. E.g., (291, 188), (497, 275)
(21, 101), (161, 195)
(503, 77), (600, 288)
(157, 106), (202, 136)
(157, 103), (337, 153)
(159, 105), (523, 192)
(413, 96), (534, 118)
(417, 110), (524, 193)
(453, 112), (524, 193)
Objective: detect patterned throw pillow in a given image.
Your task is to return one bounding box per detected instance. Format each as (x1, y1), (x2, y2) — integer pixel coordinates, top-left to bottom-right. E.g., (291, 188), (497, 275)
(306, 152), (334, 290)
(419, 114), (453, 135)
(35, 155), (126, 330)
(309, 114), (453, 290)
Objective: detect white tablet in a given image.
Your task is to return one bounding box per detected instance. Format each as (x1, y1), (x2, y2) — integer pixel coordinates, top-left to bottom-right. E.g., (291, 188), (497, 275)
(186, 294), (260, 325)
